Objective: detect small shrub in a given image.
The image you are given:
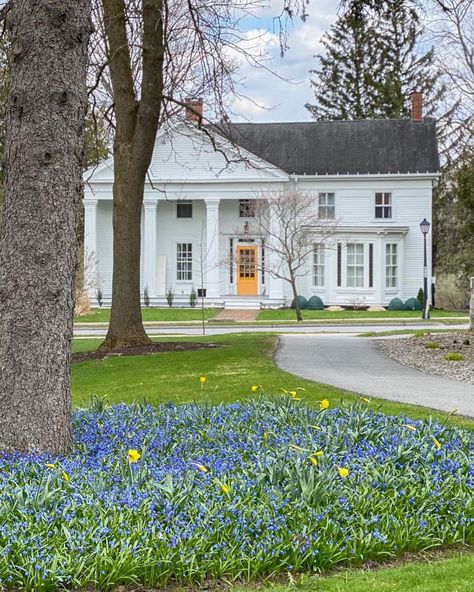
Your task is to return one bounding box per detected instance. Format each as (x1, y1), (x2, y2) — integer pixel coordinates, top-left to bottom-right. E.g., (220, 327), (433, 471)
(404, 297), (422, 311)
(424, 341), (441, 349)
(387, 297), (404, 311)
(96, 287), (103, 308)
(307, 295), (324, 310)
(444, 352), (465, 361)
(290, 295), (308, 310)
(143, 285), (150, 307)
(189, 287), (197, 308)
(166, 288), (174, 308)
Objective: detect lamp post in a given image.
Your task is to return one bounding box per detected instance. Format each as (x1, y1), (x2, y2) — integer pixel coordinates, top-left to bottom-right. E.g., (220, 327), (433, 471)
(419, 218), (431, 319)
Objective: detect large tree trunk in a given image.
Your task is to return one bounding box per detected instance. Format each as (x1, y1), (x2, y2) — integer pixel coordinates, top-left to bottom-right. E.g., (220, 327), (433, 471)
(101, 157), (150, 348)
(0, 0), (91, 454)
(100, 0), (163, 351)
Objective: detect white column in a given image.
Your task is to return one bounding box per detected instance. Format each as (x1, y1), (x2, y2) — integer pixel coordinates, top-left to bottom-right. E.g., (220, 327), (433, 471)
(205, 199), (220, 298)
(143, 199), (158, 297)
(83, 198), (98, 297)
(268, 209), (284, 300)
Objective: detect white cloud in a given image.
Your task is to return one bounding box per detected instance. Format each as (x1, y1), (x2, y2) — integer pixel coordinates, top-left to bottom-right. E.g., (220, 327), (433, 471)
(229, 2), (340, 121)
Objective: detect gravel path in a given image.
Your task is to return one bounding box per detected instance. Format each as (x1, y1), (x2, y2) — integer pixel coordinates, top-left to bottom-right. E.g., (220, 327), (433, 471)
(276, 334), (474, 417)
(377, 332), (474, 385)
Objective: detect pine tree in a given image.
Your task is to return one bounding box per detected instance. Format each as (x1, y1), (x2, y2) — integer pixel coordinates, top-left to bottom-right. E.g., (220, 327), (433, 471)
(306, 12), (384, 120)
(375, 0), (444, 118)
(306, 1), (444, 120)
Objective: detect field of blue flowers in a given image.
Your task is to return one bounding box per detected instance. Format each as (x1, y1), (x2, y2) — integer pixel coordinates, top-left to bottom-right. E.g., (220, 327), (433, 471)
(0, 394), (473, 591)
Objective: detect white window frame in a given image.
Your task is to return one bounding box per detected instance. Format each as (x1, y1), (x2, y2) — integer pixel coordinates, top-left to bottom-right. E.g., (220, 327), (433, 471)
(375, 192), (392, 219)
(385, 243), (398, 288)
(176, 242), (193, 281)
(313, 244), (325, 287)
(346, 243), (364, 288)
(318, 192), (336, 219)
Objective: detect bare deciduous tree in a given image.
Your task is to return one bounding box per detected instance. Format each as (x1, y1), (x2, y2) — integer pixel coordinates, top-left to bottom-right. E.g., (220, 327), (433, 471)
(252, 190), (336, 322)
(91, 0), (315, 350)
(0, 0), (92, 454)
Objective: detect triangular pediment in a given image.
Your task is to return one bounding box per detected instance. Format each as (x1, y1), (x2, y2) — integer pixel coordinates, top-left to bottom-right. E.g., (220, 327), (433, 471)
(84, 122), (288, 184)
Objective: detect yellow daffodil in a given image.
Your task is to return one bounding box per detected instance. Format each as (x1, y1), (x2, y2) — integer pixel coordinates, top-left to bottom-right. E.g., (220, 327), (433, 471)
(219, 482), (230, 495)
(403, 424), (417, 431)
(319, 399), (330, 410)
(309, 456), (318, 466)
(251, 385), (259, 392)
(338, 467), (349, 479)
(292, 397), (302, 402)
(432, 437), (441, 449)
(45, 463), (56, 469)
(288, 391), (297, 397)
(312, 451), (324, 458)
(199, 376), (206, 384)
(289, 444), (309, 452)
(128, 449), (141, 464)
(360, 397), (370, 404)
(309, 425), (321, 431)
(61, 471), (70, 482)
(191, 462), (208, 473)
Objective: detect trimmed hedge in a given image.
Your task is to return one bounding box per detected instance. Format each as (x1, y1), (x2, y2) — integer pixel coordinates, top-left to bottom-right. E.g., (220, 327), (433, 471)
(290, 295), (308, 310)
(387, 297), (405, 311)
(404, 297), (422, 311)
(307, 295), (324, 310)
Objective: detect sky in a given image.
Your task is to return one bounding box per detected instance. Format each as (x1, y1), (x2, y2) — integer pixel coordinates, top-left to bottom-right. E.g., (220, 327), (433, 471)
(230, 1), (341, 122)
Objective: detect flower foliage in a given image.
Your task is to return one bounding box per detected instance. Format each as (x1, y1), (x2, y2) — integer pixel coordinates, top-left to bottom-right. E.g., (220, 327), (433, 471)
(0, 396), (473, 590)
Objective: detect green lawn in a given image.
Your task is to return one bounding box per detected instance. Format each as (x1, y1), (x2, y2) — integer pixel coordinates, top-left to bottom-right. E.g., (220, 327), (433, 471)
(74, 307), (219, 323)
(257, 309), (468, 321)
(236, 549), (474, 592)
(71, 333), (474, 431)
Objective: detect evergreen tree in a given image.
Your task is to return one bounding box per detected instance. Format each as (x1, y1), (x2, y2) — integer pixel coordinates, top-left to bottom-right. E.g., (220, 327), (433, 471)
(433, 151), (474, 294)
(306, 1), (444, 120)
(306, 12), (384, 120)
(375, 0), (444, 118)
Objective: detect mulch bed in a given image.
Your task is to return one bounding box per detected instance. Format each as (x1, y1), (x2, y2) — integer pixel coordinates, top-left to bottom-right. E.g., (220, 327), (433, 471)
(72, 342), (220, 363)
(377, 331), (474, 384)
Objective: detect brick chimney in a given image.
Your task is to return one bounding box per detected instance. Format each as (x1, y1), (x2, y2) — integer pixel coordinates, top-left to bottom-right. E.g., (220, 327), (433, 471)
(411, 91), (423, 122)
(184, 98), (203, 123)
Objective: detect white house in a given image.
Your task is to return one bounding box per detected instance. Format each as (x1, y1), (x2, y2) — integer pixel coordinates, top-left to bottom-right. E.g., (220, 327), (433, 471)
(84, 96), (439, 309)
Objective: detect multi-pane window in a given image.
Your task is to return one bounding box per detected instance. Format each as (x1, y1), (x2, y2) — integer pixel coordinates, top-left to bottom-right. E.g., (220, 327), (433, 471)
(386, 243), (398, 288)
(318, 192), (335, 219)
(346, 243), (364, 288)
(313, 244), (325, 287)
(239, 199), (256, 218)
(177, 243), (192, 281)
(239, 248), (256, 278)
(177, 202), (193, 218)
(375, 192), (392, 219)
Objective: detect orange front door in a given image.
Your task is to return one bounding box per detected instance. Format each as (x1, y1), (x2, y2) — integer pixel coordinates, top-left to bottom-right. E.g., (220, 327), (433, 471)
(237, 246), (258, 296)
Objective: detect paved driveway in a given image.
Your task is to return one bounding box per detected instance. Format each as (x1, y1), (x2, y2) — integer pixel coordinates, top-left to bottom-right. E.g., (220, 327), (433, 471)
(275, 334), (474, 417)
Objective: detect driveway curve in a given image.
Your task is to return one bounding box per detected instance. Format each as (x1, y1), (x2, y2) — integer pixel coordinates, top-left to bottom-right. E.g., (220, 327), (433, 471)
(275, 334), (474, 418)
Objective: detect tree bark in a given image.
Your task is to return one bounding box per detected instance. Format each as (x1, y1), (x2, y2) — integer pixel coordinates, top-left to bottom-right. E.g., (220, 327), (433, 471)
(100, 0), (164, 350)
(470, 278), (474, 334)
(0, 0), (91, 454)
(290, 276), (303, 322)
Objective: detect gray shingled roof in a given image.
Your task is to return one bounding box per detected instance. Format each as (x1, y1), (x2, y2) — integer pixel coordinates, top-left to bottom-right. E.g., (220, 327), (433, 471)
(219, 119), (439, 176)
